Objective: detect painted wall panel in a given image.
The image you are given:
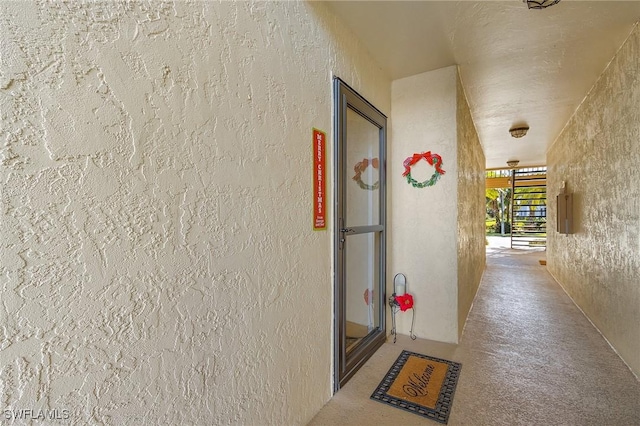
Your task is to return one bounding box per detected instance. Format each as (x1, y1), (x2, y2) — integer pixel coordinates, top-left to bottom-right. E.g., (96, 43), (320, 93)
(547, 24), (639, 377)
(390, 67), (459, 343)
(0, 2), (390, 424)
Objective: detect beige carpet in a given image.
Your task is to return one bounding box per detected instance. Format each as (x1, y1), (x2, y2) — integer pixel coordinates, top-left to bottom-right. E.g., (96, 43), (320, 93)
(309, 248), (640, 425)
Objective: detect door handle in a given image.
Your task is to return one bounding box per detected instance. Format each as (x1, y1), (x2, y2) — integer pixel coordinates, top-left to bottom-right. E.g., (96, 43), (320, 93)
(338, 219), (354, 250)
(339, 228), (354, 250)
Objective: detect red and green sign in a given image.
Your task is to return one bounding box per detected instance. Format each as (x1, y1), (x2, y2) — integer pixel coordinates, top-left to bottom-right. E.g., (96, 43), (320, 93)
(313, 129), (326, 230)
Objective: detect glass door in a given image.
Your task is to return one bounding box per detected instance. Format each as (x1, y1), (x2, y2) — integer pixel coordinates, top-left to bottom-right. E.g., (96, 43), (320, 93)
(334, 78), (387, 390)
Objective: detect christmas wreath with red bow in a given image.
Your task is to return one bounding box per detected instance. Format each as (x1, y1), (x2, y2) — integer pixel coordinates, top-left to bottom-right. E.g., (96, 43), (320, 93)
(402, 151), (445, 188)
(353, 158), (379, 190)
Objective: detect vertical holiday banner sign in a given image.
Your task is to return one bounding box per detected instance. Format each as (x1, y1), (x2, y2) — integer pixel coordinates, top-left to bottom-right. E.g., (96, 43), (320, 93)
(313, 129), (327, 230)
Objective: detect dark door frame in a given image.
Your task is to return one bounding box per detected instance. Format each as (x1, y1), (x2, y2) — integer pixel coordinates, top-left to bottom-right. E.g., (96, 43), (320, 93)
(333, 77), (387, 391)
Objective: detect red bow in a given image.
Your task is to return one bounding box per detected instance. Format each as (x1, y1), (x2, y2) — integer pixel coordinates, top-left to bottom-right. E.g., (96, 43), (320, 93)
(402, 151), (445, 177)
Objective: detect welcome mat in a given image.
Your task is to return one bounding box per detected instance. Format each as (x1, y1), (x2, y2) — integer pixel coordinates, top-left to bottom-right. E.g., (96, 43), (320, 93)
(370, 350), (462, 424)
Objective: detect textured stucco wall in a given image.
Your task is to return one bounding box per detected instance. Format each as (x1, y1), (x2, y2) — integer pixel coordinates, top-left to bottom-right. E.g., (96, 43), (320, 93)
(0, 2), (390, 424)
(455, 72), (486, 339)
(389, 67), (459, 343)
(547, 24), (639, 377)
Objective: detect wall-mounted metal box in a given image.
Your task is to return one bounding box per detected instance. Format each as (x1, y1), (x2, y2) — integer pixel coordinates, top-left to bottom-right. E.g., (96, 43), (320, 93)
(556, 192), (573, 234)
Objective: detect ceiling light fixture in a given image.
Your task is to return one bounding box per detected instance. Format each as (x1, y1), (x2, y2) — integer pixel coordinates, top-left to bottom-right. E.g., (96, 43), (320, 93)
(509, 126), (529, 139)
(507, 160), (520, 168)
(524, 0), (561, 9)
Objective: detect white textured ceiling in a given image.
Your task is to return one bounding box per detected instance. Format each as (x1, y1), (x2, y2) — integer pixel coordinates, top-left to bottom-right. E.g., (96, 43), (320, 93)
(324, 1), (640, 169)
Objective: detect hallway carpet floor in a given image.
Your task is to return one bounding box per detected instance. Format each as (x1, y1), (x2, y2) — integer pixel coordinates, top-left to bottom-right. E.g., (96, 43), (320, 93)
(309, 247), (640, 425)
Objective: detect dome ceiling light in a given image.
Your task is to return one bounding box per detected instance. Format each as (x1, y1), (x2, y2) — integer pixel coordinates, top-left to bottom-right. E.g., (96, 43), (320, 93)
(524, 0), (561, 9)
(507, 160), (520, 168)
(509, 126), (529, 139)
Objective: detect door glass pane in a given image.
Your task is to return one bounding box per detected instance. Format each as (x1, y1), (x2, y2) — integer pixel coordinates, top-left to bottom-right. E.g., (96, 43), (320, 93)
(345, 232), (380, 352)
(346, 107), (380, 227)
